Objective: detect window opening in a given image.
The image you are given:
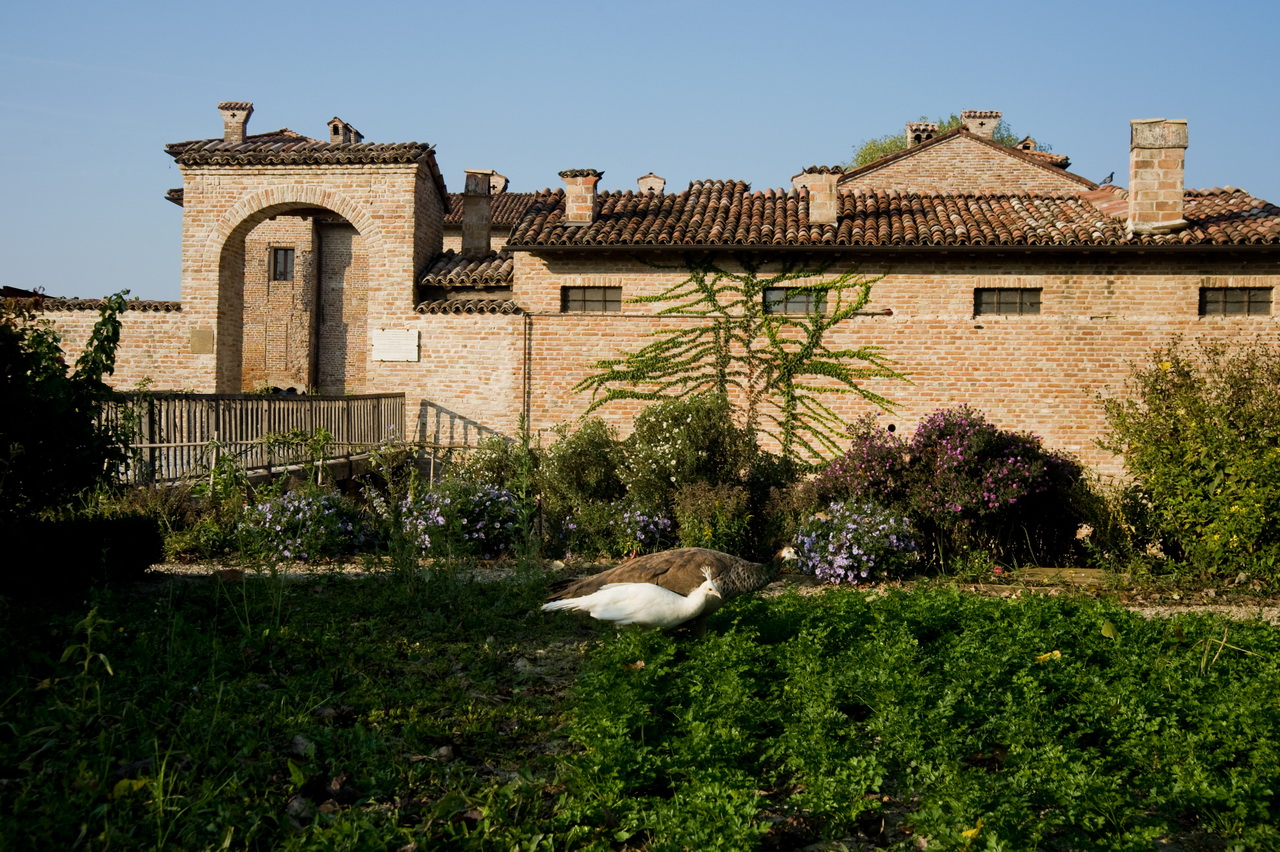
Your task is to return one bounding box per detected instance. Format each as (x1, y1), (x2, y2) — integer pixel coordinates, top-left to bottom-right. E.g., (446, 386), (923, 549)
(974, 288), (1041, 315)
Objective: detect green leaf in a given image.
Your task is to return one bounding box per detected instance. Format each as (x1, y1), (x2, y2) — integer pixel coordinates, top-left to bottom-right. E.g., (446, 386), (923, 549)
(1101, 620), (1119, 641)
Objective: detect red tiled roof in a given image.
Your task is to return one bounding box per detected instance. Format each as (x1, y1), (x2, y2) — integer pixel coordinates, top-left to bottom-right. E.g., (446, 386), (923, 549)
(443, 192), (538, 227)
(166, 138), (436, 166)
(419, 250), (514, 287)
(506, 183), (1280, 249)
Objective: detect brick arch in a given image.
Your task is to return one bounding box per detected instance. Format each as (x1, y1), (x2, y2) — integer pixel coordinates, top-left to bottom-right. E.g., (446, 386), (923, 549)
(201, 185), (382, 269)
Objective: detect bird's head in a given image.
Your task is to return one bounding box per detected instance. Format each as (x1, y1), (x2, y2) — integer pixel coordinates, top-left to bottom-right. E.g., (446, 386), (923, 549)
(699, 566), (723, 598)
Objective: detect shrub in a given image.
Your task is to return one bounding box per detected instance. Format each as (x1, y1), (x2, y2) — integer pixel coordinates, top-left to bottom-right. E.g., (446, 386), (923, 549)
(1, 294), (128, 522)
(620, 392), (756, 514)
(557, 500), (673, 559)
(905, 406), (1084, 561)
(675, 482), (752, 553)
(793, 501), (919, 584)
(239, 491), (365, 563)
(1102, 340), (1280, 576)
(423, 480), (520, 559)
(814, 406), (1086, 566)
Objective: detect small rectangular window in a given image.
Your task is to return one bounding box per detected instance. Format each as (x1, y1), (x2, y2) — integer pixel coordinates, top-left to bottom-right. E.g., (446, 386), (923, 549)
(1199, 287), (1271, 316)
(561, 286), (621, 312)
(763, 287), (827, 315)
(271, 248), (295, 282)
(974, 288), (1041, 315)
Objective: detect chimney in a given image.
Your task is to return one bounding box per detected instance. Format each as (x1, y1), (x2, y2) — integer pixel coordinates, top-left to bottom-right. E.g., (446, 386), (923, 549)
(462, 169), (495, 255)
(1128, 118), (1189, 235)
(488, 172), (509, 193)
(792, 167), (841, 226)
(328, 117), (364, 144)
(961, 110), (1002, 140)
(559, 169), (602, 226)
(637, 172), (665, 193)
(218, 102), (253, 144)
(905, 122), (938, 147)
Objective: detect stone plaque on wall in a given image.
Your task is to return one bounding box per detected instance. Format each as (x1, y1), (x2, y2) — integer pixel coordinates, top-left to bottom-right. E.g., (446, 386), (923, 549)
(371, 328), (420, 362)
(189, 328), (214, 355)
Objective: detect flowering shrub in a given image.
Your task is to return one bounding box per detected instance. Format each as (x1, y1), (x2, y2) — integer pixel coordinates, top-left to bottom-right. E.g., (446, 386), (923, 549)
(239, 491), (365, 563)
(365, 488), (446, 555)
(793, 501), (919, 584)
(621, 393), (756, 513)
(556, 500), (673, 559)
(426, 481), (521, 559)
(1102, 340), (1280, 575)
(812, 414), (909, 506)
(814, 406), (1085, 565)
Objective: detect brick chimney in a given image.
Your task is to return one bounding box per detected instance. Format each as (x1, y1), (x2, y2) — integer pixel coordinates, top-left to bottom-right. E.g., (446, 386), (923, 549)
(328, 117), (364, 144)
(906, 122), (938, 147)
(961, 110), (1001, 140)
(560, 169), (602, 226)
(218, 102), (253, 144)
(461, 169), (495, 255)
(792, 167), (842, 226)
(1127, 118), (1189, 235)
(637, 172), (665, 193)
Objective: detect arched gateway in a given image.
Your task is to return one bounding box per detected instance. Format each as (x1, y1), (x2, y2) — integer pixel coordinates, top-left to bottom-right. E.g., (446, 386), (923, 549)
(167, 102), (447, 393)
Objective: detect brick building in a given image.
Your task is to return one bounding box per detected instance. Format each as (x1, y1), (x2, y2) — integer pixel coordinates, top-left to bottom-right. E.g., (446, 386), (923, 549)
(35, 104), (1280, 473)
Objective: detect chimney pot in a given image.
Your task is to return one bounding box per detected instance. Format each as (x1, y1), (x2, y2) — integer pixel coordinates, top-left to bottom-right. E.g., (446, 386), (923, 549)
(328, 117), (363, 144)
(559, 169), (603, 226)
(905, 122), (938, 147)
(462, 169), (495, 255)
(961, 110), (1002, 140)
(637, 172), (665, 193)
(1127, 118), (1189, 235)
(218, 101), (254, 144)
(792, 167), (841, 226)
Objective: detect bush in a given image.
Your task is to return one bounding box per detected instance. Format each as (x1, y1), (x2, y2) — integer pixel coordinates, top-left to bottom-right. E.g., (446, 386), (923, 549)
(1102, 340), (1280, 577)
(675, 482), (752, 553)
(814, 406), (1087, 566)
(792, 501), (919, 584)
(422, 480), (520, 559)
(1, 294), (128, 523)
(239, 491), (366, 563)
(620, 392), (756, 514)
(556, 500), (673, 559)
(2, 513), (163, 597)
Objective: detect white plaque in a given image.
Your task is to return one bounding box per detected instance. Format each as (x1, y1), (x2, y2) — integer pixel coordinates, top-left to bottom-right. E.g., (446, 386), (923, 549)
(372, 328), (420, 362)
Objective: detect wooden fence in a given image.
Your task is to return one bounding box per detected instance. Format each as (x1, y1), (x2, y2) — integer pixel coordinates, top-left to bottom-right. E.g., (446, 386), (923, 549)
(103, 392), (406, 484)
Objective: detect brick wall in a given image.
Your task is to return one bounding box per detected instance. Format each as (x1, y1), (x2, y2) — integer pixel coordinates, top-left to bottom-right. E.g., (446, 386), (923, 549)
(841, 135), (1088, 193)
(507, 251), (1280, 476)
(242, 216), (315, 390)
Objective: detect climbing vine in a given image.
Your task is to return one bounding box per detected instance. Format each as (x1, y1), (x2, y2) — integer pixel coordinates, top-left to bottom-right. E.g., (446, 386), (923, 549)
(573, 257), (906, 462)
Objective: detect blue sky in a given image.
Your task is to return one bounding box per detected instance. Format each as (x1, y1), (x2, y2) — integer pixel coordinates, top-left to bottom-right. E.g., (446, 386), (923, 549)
(4, 0), (1278, 301)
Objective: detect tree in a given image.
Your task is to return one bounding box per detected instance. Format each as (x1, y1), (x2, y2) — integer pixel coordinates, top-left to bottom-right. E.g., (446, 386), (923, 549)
(847, 113), (1037, 168)
(573, 257), (906, 463)
(0, 292), (128, 521)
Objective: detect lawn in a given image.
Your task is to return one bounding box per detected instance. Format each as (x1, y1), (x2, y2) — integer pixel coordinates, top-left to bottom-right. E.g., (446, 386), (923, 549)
(3, 562), (1278, 851)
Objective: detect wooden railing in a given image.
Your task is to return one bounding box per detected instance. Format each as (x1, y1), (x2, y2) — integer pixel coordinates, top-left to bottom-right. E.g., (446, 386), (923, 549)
(103, 392), (405, 484)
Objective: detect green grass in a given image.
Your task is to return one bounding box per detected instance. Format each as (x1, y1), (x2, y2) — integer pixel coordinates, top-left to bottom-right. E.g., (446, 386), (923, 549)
(3, 568), (1279, 850)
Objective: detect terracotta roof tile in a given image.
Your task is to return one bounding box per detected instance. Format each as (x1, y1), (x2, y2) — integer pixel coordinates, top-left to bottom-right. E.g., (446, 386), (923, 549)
(414, 298), (522, 315)
(443, 192), (538, 227)
(166, 138), (436, 166)
(419, 250), (514, 287)
(507, 183), (1280, 249)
